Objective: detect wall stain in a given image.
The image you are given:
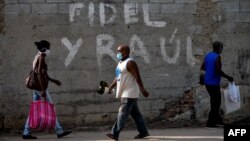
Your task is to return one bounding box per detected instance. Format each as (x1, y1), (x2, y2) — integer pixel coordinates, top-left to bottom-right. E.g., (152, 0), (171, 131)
(193, 0), (213, 53)
(193, 1), (224, 58)
(0, 0), (4, 33)
(237, 49), (250, 79)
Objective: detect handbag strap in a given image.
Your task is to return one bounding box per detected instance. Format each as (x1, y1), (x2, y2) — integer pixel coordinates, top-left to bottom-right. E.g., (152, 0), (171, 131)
(33, 55), (40, 72)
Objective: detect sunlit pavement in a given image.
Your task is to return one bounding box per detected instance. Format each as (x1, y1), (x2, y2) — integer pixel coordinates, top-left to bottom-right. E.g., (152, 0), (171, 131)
(0, 127), (223, 141)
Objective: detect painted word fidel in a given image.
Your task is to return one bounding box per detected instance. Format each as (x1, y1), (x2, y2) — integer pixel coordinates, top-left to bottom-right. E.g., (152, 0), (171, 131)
(69, 2), (166, 27)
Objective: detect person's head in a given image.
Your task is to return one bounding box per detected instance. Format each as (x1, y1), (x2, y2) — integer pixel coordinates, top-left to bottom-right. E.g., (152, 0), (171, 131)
(212, 41), (223, 54)
(117, 45), (130, 61)
(35, 40), (51, 55)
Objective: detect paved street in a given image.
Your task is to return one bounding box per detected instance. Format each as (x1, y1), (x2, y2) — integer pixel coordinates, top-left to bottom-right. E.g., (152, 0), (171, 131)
(0, 127), (223, 141)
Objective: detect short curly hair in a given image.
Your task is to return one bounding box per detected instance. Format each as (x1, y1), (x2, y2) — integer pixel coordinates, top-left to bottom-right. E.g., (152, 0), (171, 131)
(213, 41), (223, 50)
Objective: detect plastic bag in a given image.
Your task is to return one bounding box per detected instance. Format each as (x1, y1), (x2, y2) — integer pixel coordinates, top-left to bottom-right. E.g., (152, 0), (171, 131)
(223, 85), (241, 114)
(228, 82), (240, 103)
(28, 101), (56, 130)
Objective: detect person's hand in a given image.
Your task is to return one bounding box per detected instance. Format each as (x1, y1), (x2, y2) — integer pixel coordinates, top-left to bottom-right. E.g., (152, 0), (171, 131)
(41, 91), (46, 100)
(54, 80), (62, 86)
(107, 87), (113, 94)
(142, 89), (149, 97)
(228, 76), (234, 82)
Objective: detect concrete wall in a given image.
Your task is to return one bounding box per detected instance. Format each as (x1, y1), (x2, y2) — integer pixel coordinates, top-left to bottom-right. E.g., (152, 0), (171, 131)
(0, 0), (250, 131)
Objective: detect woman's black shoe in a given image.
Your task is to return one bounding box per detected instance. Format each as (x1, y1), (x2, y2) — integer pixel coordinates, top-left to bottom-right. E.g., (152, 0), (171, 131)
(22, 135), (37, 139)
(106, 133), (118, 141)
(57, 131), (72, 138)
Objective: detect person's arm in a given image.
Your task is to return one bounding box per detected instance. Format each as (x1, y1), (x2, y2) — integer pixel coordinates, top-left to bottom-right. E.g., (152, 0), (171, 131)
(215, 56), (233, 81)
(200, 60), (205, 71)
(199, 59), (206, 85)
(127, 60), (149, 97)
(37, 54), (47, 97)
(200, 59), (206, 75)
(48, 76), (61, 86)
(108, 78), (117, 94)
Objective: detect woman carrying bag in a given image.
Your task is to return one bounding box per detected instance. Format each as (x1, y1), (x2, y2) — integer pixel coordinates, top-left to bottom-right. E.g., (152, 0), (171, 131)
(22, 40), (71, 139)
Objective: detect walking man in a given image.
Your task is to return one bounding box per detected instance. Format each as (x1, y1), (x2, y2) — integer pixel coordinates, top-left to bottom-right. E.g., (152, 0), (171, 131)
(106, 45), (150, 140)
(200, 41), (233, 127)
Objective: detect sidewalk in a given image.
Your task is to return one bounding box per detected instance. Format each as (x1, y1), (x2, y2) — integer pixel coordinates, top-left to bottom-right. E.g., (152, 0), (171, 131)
(0, 127), (223, 141)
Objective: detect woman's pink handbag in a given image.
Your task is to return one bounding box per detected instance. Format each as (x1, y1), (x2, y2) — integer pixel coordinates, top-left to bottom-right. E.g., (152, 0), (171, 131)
(28, 101), (56, 130)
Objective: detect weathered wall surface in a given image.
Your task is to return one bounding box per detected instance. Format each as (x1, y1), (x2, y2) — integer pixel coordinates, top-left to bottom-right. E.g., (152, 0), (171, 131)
(0, 0), (250, 131)
(0, 0), (5, 131)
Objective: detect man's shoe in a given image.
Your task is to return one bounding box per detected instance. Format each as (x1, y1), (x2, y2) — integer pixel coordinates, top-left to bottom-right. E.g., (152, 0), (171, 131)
(22, 135), (37, 139)
(216, 120), (224, 126)
(106, 133), (118, 141)
(57, 131), (72, 138)
(216, 123), (224, 127)
(134, 134), (150, 139)
(206, 123), (219, 128)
